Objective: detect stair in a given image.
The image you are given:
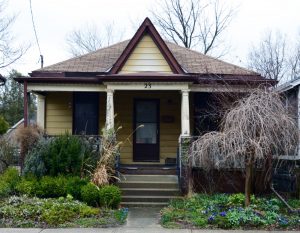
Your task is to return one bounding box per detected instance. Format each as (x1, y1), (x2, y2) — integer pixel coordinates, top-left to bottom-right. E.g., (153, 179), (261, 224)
(118, 174), (180, 207)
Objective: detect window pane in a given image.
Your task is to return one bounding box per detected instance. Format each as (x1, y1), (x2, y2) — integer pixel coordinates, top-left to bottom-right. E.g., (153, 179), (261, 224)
(136, 101), (157, 122)
(136, 123), (157, 144)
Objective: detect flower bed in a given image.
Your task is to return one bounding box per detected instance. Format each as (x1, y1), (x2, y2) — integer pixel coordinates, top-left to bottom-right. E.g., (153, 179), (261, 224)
(160, 193), (300, 230)
(0, 195), (128, 228)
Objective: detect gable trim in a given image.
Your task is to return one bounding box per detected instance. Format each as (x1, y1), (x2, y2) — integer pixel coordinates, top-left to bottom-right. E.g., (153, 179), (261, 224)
(110, 18), (184, 74)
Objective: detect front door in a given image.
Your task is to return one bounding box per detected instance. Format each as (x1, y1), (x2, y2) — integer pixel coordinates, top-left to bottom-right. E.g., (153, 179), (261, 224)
(133, 99), (159, 162)
(73, 92), (99, 135)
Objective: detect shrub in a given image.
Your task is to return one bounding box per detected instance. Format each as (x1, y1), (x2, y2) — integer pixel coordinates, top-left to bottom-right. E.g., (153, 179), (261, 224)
(16, 177), (39, 196)
(1, 167), (20, 192)
(81, 183), (99, 207)
(0, 180), (10, 198)
(23, 137), (49, 177)
(37, 176), (67, 198)
(228, 193), (245, 206)
(99, 185), (121, 209)
(0, 115), (9, 135)
(65, 176), (88, 201)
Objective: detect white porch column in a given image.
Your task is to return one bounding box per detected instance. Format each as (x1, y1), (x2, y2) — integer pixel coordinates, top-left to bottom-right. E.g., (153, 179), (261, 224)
(106, 89), (114, 130)
(181, 90), (190, 136)
(297, 86), (300, 157)
(37, 95), (45, 129)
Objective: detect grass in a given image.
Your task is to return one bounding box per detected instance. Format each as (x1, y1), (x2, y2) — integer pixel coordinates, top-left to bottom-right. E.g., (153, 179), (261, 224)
(160, 193), (300, 230)
(0, 195), (128, 228)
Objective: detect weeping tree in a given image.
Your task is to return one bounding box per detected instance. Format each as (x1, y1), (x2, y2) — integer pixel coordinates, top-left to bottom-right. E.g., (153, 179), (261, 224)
(191, 90), (299, 206)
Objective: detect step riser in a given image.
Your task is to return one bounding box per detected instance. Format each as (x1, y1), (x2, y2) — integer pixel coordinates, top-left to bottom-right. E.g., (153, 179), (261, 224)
(120, 175), (178, 182)
(121, 202), (168, 207)
(118, 182), (179, 189)
(119, 169), (176, 175)
(122, 196), (177, 202)
(121, 189), (180, 196)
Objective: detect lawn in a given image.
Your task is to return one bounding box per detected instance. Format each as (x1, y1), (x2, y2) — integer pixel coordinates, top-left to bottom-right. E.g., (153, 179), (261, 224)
(0, 195), (128, 228)
(160, 193), (300, 230)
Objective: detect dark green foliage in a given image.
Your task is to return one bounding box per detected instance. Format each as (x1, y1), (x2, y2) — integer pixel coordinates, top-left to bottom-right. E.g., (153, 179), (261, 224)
(24, 133), (98, 177)
(0, 115), (9, 134)
(65, 176), (88, 200)
(99, 185), (121, 209)
(1, 167), (20, 190)
(37, 176), (67, 198)
(0, 180), (10, 198)
(16, 177), (39, 196)
(81, 183), (99, 207)
(161, 193), (300, 229)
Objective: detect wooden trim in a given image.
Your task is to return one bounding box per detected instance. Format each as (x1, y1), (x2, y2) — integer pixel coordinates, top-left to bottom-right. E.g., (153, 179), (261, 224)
(110, 18), (184, 74)
(105, 82), (190, 91)
(27, 83), (106, 92)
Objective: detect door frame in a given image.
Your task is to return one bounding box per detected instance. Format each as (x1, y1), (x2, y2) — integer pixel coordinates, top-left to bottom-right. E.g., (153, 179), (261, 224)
(72, 92), (99, 135)
(133, 98), (160, 162)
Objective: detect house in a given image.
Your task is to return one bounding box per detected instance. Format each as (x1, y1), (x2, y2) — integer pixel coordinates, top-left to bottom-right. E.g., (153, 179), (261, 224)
(15, 18), (274, 204)
(0, 74), (6, 86)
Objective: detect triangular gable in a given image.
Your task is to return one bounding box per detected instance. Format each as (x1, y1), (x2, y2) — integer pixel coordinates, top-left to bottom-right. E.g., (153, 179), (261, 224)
(110, 17), (184, 74)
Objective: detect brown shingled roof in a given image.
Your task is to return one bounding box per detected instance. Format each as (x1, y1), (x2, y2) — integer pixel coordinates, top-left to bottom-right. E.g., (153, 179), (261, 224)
(34, 40), (257, 76)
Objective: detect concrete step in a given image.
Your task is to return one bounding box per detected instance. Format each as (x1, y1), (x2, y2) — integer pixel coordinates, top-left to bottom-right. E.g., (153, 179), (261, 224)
(118, 181), (179, 189)
(121, 188), (180, 196)
(121, 201), (168, 207)
(122, 195), (179, 203)
(120, 174), (178, 182)
(119, 166), (177, 175)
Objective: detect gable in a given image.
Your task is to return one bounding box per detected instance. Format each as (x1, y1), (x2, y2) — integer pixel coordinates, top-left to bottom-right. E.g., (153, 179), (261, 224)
(119, 34), (173, 74)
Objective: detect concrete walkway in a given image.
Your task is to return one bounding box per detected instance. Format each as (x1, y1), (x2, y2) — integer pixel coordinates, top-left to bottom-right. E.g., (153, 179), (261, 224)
(1, 208), (300, 232)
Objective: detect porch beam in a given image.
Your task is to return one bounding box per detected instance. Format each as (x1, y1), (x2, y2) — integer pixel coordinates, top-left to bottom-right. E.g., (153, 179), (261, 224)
(37, 94), (45, 129)
(190, 84), (253, 92)
(105, 82), (190, 91)
(106, 89), (114, 130)
(181, 90), (190, 136)
(27, 83), (106, 92)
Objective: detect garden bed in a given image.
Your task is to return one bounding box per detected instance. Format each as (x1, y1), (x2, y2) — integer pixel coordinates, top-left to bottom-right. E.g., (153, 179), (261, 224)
(0, 195), (128, 228)
(160, 193), (300, 230)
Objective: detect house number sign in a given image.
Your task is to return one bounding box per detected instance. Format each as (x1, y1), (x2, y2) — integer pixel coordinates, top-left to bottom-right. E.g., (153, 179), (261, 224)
(144, 82), (152, 88)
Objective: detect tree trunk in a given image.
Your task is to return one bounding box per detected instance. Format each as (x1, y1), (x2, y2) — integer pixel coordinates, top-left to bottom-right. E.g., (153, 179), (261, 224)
(245, 160), (253, 206)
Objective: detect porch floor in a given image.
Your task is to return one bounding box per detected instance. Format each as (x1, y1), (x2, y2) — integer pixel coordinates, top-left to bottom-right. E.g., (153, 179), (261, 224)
(118, 164), (177, 175)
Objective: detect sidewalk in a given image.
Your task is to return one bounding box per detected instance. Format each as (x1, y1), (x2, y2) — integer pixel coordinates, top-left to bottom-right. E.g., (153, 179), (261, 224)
(1, 228), (300, 233)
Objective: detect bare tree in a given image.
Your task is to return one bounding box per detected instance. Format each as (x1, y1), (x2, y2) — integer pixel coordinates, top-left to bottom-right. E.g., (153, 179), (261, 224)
(191, 90), (298, 206)
(0, 0), (26, 69)
(289, 39), (300, 80)
(66, 22), (124, 57)
(151, 0), (235, 56)
(248, 32), (287, 81)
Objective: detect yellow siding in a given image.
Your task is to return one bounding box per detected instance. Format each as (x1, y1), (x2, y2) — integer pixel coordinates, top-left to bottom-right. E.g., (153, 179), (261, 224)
(115, 91), (181, 164)
(119, 34), (173, 74)
(45, 92), (72, 135)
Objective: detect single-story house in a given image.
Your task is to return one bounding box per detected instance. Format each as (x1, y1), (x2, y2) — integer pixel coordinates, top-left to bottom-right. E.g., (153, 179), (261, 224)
(15, 18), (275, 203)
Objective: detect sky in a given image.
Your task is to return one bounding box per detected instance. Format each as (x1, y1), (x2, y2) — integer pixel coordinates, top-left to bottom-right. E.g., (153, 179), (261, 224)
(2, 0), (300, 76)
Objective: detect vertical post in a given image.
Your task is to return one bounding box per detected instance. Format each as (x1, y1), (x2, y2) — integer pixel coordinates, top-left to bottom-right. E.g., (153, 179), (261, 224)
(297, 85), (300, 157)
(23, 81), (28, 127)
(181, 90), (190, 136)
(106, 89), (114, 130)
(37, 94), (45, 128)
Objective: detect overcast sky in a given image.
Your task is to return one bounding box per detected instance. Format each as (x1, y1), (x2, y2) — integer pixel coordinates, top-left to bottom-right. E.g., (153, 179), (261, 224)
(2, 0), (300, 76)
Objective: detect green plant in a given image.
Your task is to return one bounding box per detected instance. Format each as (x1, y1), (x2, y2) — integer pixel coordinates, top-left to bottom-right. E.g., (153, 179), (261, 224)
(1, 167), (20, 192)
(0, 180), (10, 198)
(228, 193), (245, 206)
(23, 137), (49, 177)
(0, 115), (9, 135)
(81, 183), (99, 207)
(99, 185), (121, 209)
(37, 176), (67, 198)
(65, 176), (88, 201)
(15, 177), (39, 196)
